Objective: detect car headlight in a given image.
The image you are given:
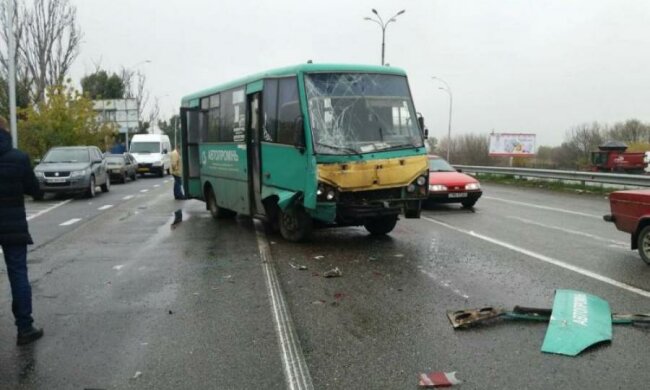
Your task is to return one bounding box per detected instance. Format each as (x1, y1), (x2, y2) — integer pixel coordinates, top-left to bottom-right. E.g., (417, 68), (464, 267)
(465, 183), (481, 190)
(34, 171), (44, 178)
(70, 169), (87, 178)
(429, 184), (447, 192)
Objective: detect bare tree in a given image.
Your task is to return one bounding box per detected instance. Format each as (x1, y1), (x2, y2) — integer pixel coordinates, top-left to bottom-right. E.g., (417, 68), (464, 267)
(607, 119), (649, 143)
(148, 96), (160, 133)
(121, 67), (149, 130)
(21, 0), (82, 102)
(566, 122), (603, 163)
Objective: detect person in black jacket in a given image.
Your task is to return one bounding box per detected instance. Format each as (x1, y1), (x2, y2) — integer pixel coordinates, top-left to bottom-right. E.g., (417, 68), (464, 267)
(0, 116), (43, 345)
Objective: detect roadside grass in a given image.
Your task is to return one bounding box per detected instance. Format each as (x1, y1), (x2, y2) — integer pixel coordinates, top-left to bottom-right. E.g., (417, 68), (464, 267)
(475, 173), (624, 196)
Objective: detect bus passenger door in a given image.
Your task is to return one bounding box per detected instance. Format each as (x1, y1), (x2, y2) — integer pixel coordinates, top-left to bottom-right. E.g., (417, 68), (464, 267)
(180, 107), (203, 200)
(247, 92), (265, 216)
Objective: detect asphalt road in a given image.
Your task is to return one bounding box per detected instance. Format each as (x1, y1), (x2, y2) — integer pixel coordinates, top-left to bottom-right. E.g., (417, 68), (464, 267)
(1, 181), (649, 389)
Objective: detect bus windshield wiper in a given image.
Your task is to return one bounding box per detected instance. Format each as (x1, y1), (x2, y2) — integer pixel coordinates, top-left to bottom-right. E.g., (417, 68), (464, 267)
(316, 142), (362, 156)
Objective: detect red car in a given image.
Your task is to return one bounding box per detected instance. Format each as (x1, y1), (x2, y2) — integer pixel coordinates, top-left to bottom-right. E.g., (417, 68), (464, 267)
(604, 189), (650, 264)
(426, 155), (482, 208)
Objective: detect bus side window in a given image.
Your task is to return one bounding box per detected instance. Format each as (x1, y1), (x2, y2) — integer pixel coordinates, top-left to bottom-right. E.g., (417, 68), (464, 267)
(263, 79), (278, 142)
(276, 77), (300, 145)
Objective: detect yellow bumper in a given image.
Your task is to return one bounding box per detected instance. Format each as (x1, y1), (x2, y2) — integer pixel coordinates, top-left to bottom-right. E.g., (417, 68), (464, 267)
(317, 155), (428, 191)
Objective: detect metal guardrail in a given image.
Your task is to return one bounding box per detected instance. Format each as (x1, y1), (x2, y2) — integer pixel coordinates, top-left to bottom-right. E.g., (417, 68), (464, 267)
(454, 165), (650, 187)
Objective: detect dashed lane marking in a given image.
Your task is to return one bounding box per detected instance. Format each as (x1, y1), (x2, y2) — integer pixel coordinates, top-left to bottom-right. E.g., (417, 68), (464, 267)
(422, 216), (650, 299)
(27, 199), (72, 221)
(122, 195), (134, 200)
(98, 205), (113, 211)
(140, 189), (149, 193)
(59, 218), (82, 226)
(153, 184), (160, 188)
(483, 196), (602, 219)
(506, 216), (627, 247)
(254, 220), (313, 390)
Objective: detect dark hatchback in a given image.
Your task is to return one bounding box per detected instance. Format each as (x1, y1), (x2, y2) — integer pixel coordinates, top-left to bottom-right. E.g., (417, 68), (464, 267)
(105, 153), (138, 183)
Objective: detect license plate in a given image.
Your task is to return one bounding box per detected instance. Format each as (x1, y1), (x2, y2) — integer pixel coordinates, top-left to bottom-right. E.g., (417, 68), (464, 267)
(47, 178), (66, 183)
(449, 192), (468, 198)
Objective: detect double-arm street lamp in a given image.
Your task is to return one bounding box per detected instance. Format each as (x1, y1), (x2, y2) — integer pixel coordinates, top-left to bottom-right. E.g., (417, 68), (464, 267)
(364, 9), (405, 66)
(432, 76), (453, 162)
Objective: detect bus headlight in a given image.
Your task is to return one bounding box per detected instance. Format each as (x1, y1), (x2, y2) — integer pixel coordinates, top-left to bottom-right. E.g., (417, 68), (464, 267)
(416, 176), (427, 186)
(326, 190), (336, 200)
(317, 183), (337, 201)
(407, 184), (416, 193)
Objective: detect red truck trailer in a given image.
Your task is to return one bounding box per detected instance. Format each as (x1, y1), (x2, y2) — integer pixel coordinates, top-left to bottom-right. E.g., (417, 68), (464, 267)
(590, 141), (646, 173)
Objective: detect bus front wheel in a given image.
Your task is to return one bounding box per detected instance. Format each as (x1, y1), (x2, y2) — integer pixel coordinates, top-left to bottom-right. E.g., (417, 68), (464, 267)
(207, 187), (236, 219)
(364, 215), (398, 235)
(279, 206), (313, 242)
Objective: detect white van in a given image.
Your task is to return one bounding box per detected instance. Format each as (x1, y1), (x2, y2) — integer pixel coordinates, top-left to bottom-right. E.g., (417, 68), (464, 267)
(129, 134), (172, 177)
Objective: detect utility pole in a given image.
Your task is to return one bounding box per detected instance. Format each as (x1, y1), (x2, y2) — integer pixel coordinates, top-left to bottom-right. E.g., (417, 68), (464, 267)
(433, 77), (453, 162)
(7, 0), (18, 147)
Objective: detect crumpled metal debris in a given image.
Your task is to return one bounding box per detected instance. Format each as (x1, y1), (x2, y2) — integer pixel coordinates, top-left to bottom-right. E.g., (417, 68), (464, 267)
(289, 263), (308, 270)
(323, 267), (342, 278)
(418, 371), (461, 387)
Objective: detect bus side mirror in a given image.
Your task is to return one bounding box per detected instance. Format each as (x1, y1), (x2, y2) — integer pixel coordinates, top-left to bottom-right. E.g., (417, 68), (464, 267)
(418, 116), (427, 138)
(293, 116), (305, 153)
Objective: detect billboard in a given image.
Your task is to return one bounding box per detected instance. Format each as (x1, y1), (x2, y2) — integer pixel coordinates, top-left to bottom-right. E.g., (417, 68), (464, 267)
(489, 133), (536, 157)
(93, 99), (138, 134)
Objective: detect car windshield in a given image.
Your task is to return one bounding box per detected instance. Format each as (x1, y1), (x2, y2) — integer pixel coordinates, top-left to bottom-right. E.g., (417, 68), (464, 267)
(305, 73), (424, 155)
(42, 149), (90, 163)
(130, 142), (160, 153)
(428, 158), (455, 172)
(106, 156), (125, 164)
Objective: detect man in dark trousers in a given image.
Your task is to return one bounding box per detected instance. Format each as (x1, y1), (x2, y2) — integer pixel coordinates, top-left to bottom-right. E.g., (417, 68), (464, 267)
(0, 116), (44, 345)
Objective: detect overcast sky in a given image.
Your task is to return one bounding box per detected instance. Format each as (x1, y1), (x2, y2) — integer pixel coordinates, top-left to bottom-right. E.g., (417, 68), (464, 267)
(70, 0), (650, 147)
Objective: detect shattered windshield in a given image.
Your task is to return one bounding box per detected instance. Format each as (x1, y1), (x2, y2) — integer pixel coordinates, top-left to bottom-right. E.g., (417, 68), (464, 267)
(305, 73), (424, 155)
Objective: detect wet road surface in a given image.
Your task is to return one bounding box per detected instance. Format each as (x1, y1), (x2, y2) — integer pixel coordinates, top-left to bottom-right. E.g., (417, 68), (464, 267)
(1, 181), (649, 389)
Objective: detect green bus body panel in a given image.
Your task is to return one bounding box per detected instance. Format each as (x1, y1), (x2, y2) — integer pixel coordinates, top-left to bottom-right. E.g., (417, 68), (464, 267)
(199, 143), (250, 215)
(187, 178), (202, 199)
(310, 203), (337, 222)
(541, 289), (612, 357)
(246, 80), (263, 94)
(181, 63), (407, 107)
(261, 186), (298, 210)
(260, 143), (313, 209)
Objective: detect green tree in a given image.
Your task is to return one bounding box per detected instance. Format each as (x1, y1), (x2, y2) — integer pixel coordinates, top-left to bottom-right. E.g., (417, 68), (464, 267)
(18, 82), (117, 159)
(81, 70), (125, 99)
(158, 115), (180, 147)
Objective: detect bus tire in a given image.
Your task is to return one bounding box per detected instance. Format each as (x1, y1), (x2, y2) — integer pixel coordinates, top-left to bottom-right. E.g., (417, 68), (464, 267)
(364, 215), (398, 235)
(279, 206), (313, 242)
(207, 187), (236, 219)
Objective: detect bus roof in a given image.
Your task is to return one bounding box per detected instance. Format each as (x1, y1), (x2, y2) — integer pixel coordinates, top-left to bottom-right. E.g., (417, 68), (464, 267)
(180, 63), (408, 106)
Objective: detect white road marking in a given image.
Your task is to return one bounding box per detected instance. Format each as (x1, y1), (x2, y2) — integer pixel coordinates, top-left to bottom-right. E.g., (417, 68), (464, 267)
(420, 269), (469, 299)
(27, 199), (72, 221)
(113, 265), (124, 270)
(506, 216), (627, 247)
(153, 184), (160, 188)
(98, 204), (113, 211)
(254, 220), (313, 390)
(122, 195), (134, 200)
(140, 189), (149, 193)
(422, 216), (650, 299)
(483, 196), (602, 219)
(59, 218), (81, 226)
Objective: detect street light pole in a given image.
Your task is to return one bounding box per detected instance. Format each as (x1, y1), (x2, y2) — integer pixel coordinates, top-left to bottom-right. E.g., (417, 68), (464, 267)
(433, 77), (453, 162)
(124, 59), (151, 150)
(364, 9), (405, 66)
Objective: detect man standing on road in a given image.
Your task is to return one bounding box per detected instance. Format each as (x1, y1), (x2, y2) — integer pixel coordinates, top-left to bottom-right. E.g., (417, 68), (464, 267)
(170, 146), (185, 200)
(0, 116), (44, 345)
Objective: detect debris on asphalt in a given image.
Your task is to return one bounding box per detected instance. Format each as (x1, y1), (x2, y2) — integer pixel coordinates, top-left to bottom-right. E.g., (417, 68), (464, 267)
(312, 300), (326, 305)
(418, 371), (461, 387)
(289, 262), (308, 270)
(314, 255), (325, 260)
(394, 253), (404, 258)
(168, 310), (173, 315)
(323, 267), (342, 278)
(132, 371), (142, 380)
(372, 271), (384, 277)
(270, 241), (277, 245)
(369, 256), (378, 261)
(193, 292), (200, 296)
(333, 292), (345, 300)
(311, 272), (320, 277)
